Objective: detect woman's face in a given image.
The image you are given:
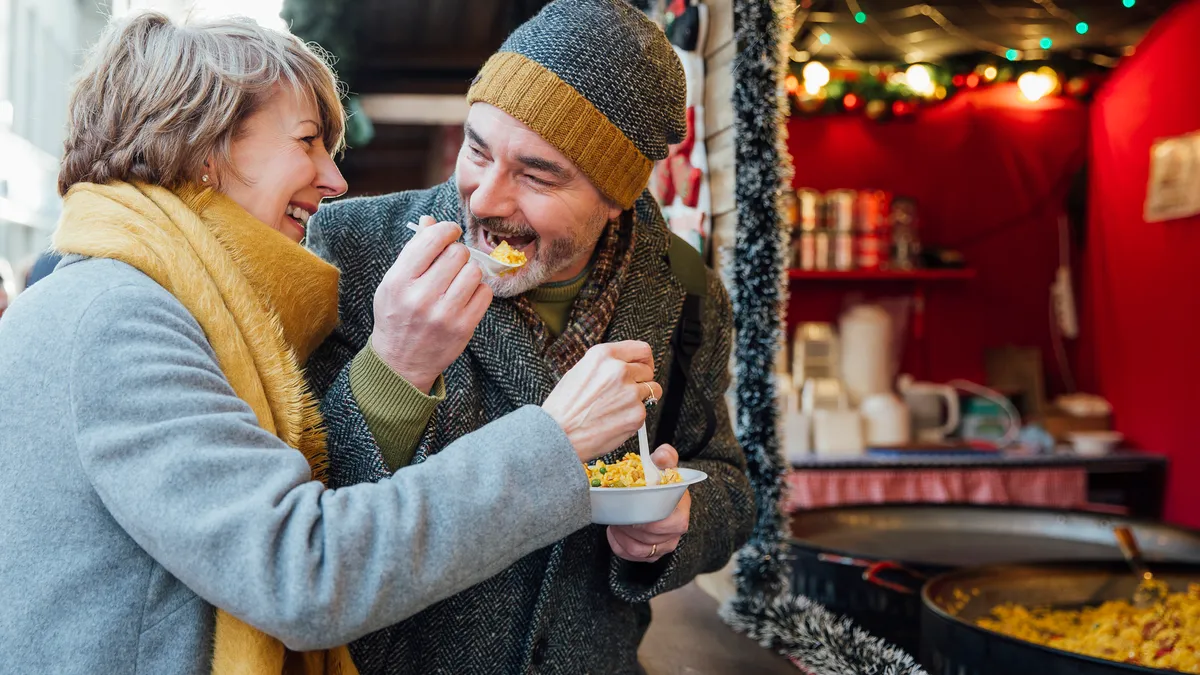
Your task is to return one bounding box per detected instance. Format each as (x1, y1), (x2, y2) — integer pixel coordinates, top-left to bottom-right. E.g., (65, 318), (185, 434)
(218, 87), (347, 242)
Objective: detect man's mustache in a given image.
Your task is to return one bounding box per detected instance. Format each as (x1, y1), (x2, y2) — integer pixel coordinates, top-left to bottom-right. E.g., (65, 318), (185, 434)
(469, 213), (538, 239)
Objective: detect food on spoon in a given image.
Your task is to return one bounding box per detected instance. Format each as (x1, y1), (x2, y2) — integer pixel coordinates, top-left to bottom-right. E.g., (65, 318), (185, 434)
(585, 453), (683, 488)
(489, 240), (527, 267)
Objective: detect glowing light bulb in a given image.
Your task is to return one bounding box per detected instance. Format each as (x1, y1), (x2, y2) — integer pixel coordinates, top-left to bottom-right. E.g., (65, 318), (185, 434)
(1037, 66), (1060, 94)
(1123, 0), (1136, 6)
(819, 33), (832, 45)
(1076, 22), (1089, 34)
(855, 11), (866, 23)
(983, 66), (998, 81)
(785, 74), (800, 94)
(1006, 49), (1020, 61)
(802, 61), (830, 95)
(1040, 37), (1053, 49)
(1018, 71), (1054, 101)
(905, 64), (936, 97)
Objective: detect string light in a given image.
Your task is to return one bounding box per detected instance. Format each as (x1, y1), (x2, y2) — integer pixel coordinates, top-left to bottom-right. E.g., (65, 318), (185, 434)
(802, 61), (830, 95)
(819, 32), (832, 44)
(1123, 0), (1136, 6)
(1040, 37), (1053, 49)
(1075, 21), (1089, 34)
(855, 11), (866, 23)
(1006, 49), (1020, 61)
(1017, 67), (1059, 101)
(983, 65), (998, 81)
(905, 64), (936, 96)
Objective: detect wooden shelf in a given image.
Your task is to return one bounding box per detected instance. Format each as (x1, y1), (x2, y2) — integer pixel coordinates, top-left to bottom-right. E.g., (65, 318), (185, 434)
(787, 268), (976, 281)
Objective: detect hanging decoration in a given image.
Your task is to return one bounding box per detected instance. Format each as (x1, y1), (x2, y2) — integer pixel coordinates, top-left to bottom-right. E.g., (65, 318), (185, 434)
(787, 56), (1108, 121)
(723, 0), (791, 616)
(784, 0), (1138, 122)
(650, 0), (714, 254)
(718, 0), (929, 671)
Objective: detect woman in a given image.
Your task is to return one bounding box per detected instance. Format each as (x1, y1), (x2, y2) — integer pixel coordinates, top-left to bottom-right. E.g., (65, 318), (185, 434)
(0, 12), (662, 675)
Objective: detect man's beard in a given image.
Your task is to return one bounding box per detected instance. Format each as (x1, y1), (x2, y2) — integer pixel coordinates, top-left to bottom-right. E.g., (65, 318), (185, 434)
(461, 199), (611, 297)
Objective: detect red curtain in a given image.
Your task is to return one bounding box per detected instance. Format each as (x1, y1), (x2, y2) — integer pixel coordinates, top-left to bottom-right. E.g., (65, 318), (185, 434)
(786, 85), (1088, 387)
(1084, 0), (1200, 527)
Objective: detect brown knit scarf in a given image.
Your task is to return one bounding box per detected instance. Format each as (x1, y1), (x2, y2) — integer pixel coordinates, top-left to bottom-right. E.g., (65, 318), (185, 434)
(512, 211), (637, 375)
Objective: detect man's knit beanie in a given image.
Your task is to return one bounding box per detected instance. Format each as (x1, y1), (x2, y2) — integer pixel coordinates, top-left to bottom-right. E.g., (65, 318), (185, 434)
(466, 0), (687, 210)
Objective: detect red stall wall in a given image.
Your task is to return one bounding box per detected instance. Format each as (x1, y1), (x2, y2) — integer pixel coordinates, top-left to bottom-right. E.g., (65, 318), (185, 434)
(787, 86), (1088, 390)
(1083, 0), (1200, 527)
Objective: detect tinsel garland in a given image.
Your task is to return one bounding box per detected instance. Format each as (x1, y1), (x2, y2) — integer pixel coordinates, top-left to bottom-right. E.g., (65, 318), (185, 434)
(723, 592), (927, 675)
(725, 0), (792, 605)
(719, 1), (928, 672)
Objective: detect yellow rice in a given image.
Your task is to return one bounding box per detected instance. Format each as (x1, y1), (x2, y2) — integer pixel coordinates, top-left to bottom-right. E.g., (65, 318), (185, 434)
(585, 453), (683, 488)
(976, 580), (1200, 672)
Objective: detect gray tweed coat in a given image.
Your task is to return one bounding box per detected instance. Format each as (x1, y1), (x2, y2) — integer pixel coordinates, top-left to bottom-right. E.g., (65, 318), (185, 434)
(306, 180), (755, 675)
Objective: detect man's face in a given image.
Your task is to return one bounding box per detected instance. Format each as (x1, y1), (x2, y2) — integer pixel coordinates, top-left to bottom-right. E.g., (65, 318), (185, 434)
(456, 103), (623, 297)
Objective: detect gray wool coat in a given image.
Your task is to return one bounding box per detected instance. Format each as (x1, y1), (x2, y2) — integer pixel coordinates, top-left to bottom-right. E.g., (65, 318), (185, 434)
(305, 180), (756, 675)
(0, 255), (596, 675)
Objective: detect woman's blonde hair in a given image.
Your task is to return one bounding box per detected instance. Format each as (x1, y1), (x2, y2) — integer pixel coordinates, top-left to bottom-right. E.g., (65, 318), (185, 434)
(58, 11), (346, 195)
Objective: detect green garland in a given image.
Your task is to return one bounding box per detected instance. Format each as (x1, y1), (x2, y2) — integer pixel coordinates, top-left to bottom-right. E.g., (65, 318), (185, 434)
(789, 55), (1109, 121)
(281, 0), (374, 146)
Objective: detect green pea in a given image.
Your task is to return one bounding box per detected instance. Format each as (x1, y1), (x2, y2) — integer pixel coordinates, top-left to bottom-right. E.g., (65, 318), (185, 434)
(598, 466), (607, 474)
(591, 479), (601, 487)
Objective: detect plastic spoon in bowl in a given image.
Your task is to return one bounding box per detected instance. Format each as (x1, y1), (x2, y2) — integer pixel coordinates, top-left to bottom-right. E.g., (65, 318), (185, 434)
(638, 423), (661, 487)
(404, 222), (524, 279)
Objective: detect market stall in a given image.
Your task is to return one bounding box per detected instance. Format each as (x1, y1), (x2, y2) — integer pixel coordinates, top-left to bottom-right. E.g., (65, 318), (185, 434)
(706, 0), (1200, 673)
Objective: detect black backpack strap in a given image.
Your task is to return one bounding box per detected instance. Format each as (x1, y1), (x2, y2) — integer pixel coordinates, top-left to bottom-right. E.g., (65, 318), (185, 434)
(654, 234), (716, 458)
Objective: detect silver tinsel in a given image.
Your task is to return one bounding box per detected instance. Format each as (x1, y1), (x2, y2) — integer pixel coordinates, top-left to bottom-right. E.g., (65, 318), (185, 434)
(720, 1), (928, 673)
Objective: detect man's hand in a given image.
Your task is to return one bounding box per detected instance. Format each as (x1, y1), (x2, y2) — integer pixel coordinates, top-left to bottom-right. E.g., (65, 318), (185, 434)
(370, 215), (493, 393)
(607, 445), (690, 564)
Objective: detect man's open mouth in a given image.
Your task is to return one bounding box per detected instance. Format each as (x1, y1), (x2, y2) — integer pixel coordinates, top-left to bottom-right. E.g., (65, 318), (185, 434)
(480, 227), (537, 255)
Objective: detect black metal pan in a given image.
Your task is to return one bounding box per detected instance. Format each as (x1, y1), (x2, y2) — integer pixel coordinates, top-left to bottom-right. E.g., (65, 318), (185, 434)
(787, 504), (1200, 653)
(921, 561), (1200, 675)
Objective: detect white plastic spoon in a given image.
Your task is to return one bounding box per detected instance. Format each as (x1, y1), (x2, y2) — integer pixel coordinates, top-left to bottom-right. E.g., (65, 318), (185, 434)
(638, 422), (662, 487)
(405, 221), (524, 279)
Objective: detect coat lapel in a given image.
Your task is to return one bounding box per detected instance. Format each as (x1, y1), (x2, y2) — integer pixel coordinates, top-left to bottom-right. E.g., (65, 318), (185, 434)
(604, 194), (686, 391)
(468, 298), (560, 408)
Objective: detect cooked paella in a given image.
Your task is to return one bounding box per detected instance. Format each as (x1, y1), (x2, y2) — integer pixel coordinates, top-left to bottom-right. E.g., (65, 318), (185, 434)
(976, 580), (1200, 672)
(585, 453), (682, 488)
(489, 240), (527, 267)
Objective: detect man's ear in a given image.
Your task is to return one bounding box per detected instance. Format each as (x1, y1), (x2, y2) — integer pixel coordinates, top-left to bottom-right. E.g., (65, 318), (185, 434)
(605, 199), (623, 223)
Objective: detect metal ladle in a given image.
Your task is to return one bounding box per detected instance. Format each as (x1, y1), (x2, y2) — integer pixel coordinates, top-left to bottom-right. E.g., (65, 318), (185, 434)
(1113, 525), (1166, 608)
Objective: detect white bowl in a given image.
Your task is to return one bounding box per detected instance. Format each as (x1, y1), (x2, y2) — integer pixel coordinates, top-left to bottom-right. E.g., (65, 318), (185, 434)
(589, 467), (708, 525)
(1069, 431), (1124, 456)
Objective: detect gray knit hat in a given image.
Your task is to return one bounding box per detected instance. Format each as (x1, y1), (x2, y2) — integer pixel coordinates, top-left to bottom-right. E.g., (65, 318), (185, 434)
(466, 0), (687, 208)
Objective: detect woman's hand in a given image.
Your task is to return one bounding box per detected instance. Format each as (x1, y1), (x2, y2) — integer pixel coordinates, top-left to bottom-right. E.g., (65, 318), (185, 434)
(370, 216), (492, 393)
(542, 341), (662, 463)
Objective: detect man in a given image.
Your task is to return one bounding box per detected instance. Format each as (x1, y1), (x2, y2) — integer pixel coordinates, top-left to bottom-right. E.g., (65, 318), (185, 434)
(305, 0), (755, 672)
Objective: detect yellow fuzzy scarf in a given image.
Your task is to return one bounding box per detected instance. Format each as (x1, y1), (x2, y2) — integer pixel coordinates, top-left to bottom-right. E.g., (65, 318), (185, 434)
(53, 181), (358, 675)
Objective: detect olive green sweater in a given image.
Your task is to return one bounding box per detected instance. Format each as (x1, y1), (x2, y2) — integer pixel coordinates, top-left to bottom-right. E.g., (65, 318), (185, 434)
(349, 269), (590, 471)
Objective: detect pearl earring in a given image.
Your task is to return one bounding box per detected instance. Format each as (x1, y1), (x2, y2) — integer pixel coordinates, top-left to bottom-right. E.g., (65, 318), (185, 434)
(201, 174), (209, 184)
